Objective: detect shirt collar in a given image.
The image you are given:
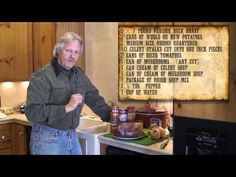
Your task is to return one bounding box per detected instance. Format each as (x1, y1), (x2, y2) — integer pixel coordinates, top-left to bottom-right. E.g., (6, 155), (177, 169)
(51, 58), (78, 77)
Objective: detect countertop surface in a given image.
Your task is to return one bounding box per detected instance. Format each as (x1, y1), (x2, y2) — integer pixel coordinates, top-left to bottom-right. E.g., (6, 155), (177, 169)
(98, 133), (173, 155)
(0, 112), (32, 126)
(0, 112), (103, 130)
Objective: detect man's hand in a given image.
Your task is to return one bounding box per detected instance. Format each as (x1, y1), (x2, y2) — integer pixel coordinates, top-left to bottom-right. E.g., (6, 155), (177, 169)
(65, 94), (83, 113)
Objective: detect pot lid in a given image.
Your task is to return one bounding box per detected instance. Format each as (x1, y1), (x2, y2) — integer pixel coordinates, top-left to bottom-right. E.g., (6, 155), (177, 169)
(136, 102), (167, 113)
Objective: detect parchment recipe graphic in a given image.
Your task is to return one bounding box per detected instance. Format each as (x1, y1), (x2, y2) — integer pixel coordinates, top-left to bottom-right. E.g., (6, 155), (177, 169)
(118, 26), (229, 100)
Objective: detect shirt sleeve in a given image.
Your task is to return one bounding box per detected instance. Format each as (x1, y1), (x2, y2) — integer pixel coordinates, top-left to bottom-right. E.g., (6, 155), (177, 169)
(24, 72), (67, 124)
(84, 76), (111, 122)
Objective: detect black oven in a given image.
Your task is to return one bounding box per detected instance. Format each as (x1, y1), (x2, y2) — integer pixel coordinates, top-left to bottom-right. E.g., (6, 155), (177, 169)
(173, 116), (236, 155)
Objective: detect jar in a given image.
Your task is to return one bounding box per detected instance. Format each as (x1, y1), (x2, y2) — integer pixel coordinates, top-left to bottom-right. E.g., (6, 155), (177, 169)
(110, 106), (119, 135)
(127, 106), (135, 122)
(110, 106), (119, 125)
(119, 108), (128, 122)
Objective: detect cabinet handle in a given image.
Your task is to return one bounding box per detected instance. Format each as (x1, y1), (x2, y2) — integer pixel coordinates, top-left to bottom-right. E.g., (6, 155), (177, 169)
(19, 131), (24, 136)
(1, 135), (5, 139)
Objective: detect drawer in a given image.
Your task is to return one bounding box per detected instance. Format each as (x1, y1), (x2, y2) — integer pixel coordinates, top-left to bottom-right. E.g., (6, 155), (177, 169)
(0, 124), (11, 143)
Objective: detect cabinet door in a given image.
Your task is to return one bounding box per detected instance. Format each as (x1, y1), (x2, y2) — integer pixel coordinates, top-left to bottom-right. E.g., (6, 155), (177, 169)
(0, 22), (33, 81)
(0, 124), (12, 155)
(11, 123), (27, 155)
(0, 148), (11, 155)
(33, 22), (56, 71)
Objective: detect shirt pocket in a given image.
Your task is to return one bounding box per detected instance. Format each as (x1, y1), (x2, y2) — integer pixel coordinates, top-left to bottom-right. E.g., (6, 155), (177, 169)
(72, 81), (86, 98)
(50, 87), (70, 104)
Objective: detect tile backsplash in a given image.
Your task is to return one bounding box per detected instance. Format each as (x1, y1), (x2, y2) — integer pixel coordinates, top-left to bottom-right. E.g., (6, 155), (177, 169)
(0, 81), (29, 107)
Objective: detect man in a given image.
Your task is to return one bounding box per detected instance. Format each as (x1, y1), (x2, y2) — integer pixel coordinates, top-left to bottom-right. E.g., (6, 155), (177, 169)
(25, 32), (111, 155)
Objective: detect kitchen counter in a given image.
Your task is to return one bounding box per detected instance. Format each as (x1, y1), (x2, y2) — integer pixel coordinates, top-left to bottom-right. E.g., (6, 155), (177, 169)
(98, 134), (173, 155)
(0, 112), (32, 126)
(0, 113), (104, 130)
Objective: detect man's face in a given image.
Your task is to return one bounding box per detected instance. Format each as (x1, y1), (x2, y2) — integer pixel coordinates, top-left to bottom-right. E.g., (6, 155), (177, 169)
(58, 40), (81, 70)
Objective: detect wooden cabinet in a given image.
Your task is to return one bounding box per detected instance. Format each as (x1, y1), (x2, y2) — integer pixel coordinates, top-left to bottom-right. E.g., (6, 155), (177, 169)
(0, 124), (12, 155)
(0, 123), (29, 155)
(0, 23), (33, 81)
(33, 23), (56, 72)
(0, 22), (85, 81)
(11, 123), (27, 155)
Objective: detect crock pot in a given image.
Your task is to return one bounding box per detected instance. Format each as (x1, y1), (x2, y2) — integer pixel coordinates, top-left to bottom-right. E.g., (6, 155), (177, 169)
(135, 103), (169, 129)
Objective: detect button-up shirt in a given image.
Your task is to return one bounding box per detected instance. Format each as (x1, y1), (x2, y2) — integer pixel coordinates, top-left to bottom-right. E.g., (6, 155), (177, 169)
(25, 58), (110, 130)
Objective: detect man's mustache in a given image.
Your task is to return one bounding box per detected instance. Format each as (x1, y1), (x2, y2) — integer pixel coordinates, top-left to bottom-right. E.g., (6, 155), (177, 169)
(66, 58), (76, 62)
